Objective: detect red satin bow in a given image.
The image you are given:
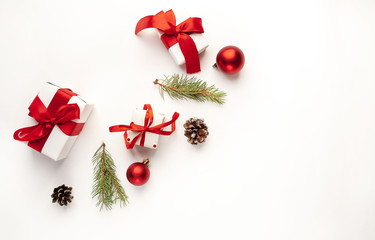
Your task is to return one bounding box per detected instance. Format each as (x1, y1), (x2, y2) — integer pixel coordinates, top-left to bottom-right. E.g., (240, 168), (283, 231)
(14, 88), (84, 152)
(135, 10), (204, 74)
(109, 104), (179, 149)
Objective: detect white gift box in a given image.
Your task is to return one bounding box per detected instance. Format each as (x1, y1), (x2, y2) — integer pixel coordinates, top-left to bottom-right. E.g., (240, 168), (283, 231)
(126, 108), (166, 149)
(136, 9), (209, 71)
(18, 82), (93, 161)
(158, 30), (209, 65)
(156, 9), (208, 66)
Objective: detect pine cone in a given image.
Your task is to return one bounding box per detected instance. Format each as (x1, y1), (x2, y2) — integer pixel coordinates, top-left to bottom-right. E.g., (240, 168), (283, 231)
(183, 118), (209, 144)
(51, 184), (73, 206)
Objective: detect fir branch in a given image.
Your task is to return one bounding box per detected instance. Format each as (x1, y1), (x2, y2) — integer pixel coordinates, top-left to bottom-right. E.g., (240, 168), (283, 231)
(153, 74), (227, 104)
(91, 143), (128, 211)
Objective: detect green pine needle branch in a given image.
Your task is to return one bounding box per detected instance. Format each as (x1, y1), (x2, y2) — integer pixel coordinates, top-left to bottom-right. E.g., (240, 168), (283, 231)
(91, 143), (128, 211)
(153, 74), (227, 104)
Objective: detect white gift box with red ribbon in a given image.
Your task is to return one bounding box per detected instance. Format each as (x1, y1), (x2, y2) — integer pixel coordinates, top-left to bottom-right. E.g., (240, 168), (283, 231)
(14, 82), (93, 161)
(126, 108), (165, 149)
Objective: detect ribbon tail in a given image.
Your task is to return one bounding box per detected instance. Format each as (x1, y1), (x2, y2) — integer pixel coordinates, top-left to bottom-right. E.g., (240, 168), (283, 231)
(14, 124), (53, 153)
(178, 34), (201, 73)
(149, 112), (180, 135)
(14, 124), (51, 142)
(135, 11), (176, 35)
(110, 125), (145, 149)
(135, 15), (156, 34)
(109, 125), (133, 132)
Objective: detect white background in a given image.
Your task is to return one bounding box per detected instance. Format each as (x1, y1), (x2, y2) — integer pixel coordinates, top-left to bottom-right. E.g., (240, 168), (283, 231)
(1, 0), (375, 239)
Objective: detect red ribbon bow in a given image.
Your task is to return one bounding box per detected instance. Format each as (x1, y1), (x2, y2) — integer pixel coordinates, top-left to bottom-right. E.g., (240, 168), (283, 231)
(109, 104), (179, 149)
(135, 10), (204, 74)
(13, 88), (84, 152)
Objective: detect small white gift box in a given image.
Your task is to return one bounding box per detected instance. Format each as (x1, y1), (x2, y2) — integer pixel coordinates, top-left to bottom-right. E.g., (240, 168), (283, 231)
(126, 108), (165, 149)
(109, 104), (179, 150)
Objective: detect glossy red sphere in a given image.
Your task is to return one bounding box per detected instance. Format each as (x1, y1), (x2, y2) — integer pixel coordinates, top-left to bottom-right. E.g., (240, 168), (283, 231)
(215, 46), (245, 74)
(126, 162), (150, 186)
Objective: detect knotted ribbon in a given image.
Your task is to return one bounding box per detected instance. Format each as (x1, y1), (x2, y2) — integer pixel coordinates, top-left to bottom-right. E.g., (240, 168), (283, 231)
(13, 88), (84, 152)
(135, 10), (204, 74)
(109, 104), (179, 149)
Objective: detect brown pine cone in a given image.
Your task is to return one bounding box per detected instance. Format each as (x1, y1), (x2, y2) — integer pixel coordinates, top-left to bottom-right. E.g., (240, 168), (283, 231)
(51, 184), (73, 206)
(183, 118), (209, 144)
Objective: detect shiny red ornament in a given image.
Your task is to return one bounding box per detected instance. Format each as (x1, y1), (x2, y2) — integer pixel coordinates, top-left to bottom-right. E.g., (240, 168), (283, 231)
(214, 46), (245, 74)
(126, 159), (150, 186)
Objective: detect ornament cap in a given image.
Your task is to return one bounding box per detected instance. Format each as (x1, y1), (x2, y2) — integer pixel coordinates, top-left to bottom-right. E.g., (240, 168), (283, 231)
(142, 158), (150, 166)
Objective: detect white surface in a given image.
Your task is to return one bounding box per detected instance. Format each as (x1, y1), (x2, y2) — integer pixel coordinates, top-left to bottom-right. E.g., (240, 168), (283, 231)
(1, 0), (375, 239)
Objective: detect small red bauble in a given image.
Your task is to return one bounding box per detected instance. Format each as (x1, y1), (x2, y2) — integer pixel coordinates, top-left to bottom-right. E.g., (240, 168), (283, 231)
(126, 159), (150, 186)
(214, 46), (245, 74)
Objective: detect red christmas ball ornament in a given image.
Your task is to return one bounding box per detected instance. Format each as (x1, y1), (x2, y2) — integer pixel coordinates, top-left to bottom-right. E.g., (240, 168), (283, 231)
(214, 46), (245, 74)
(126, 159), (150, 186)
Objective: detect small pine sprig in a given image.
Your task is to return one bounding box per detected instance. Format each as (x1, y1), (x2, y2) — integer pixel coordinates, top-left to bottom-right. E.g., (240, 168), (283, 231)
(91, 143), (128, 211)
(153, 74), (227, 104)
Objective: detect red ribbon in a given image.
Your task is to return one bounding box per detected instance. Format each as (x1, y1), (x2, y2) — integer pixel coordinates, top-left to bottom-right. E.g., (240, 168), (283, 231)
(14, 88), (84, 152)
(109, 104), (179, 149)
(135, 10), (204, 74)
